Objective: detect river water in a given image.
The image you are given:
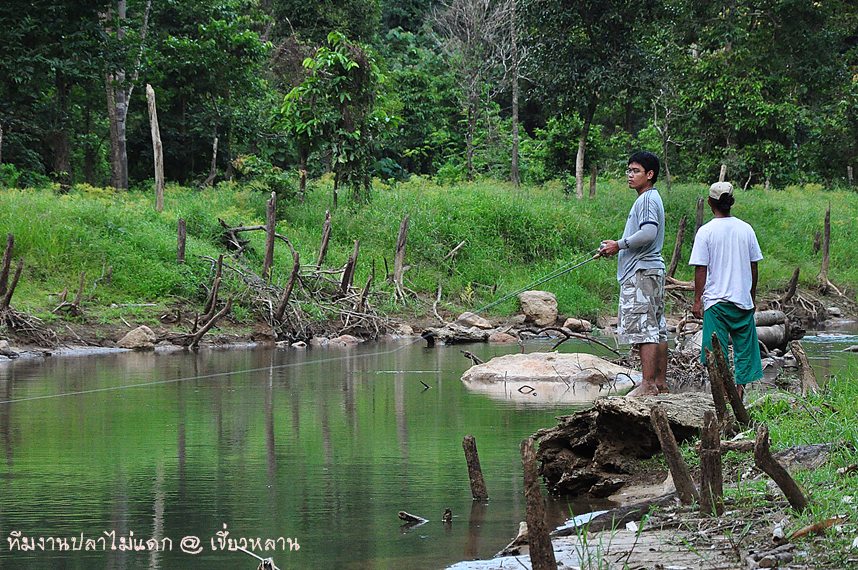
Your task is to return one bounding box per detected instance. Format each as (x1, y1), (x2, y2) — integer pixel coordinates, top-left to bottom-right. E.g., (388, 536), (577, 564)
(0, 328), (854, 569)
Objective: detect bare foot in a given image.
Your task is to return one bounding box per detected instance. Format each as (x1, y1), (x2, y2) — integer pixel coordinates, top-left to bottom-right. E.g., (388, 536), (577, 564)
(657, 385), (671, 395)
(628, 383), (660, 397)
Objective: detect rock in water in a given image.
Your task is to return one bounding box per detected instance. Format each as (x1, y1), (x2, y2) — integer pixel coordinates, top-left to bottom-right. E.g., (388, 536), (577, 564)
(461, 352), (638, 404)
(117, 326), (157, 350)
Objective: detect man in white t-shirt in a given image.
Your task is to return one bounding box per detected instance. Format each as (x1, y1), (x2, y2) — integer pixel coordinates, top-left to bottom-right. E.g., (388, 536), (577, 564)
(689, 182), (763, 396)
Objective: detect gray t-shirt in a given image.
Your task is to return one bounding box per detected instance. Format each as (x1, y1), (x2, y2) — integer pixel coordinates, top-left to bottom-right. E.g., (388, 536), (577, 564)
(617, 188), (665, 283)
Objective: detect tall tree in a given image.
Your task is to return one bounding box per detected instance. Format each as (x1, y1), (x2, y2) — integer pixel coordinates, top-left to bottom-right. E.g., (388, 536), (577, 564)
(521, 0), (657, 197)
(432, 0), (515, 181)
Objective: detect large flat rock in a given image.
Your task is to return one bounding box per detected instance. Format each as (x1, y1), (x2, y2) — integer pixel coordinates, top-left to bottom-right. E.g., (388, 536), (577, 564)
(461, 352), (638, 404)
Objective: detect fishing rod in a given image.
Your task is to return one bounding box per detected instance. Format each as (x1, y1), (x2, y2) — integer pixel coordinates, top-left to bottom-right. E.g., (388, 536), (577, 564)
(472, 248), (603, 315)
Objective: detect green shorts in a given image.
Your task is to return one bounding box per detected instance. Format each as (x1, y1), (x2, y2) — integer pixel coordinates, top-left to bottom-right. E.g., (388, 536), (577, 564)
(700, 302), (763, 385)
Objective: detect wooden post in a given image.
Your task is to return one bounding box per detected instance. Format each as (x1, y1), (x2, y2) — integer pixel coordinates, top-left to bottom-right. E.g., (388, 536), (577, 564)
(666, 214), (688, 278)
(316, 210), (331, 269)
(393, 215), (409, 299)
(719, 164), (727, 182)
(521, 437), (557, 570)
(262, 191), (276, 282)
(0, 233), (13, 297)
(754, 425), (809, 512)
(699, 410), (724, 516)
(779, 267), (799, 304)
(817, 203), (831, 292)
(848, 165), (853, 186)
(0, 260), (23, 310)
(177, 218), (186, 264)
(462, 435), (488, 501)
(789, 341), (819, 397)
(704, 345), (729, 424)
(274, 250), (300, 322)
(145, 84), (164, 212)
(708, 335), (751, 426)
(650, 405), (699, 505)
(588, 164), (597, 198)
(340, 239), (360, 295)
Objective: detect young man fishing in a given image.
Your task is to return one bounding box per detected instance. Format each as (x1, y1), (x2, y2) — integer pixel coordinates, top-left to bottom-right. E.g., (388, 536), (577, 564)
(689, 181), (763, 398)
(598, 151), (668, 396)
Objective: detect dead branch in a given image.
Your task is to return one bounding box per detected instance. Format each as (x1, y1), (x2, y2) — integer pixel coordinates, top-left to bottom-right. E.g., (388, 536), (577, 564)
(0, 233), (13, 297)
(189, 296), (233, 349)
(0, 259), (23, 311)
(754, 425), (809, 512)
(780, 267), (800, 304)
(667, 214), (688, 278)
(274, 251), (301, 322)
(316, 210), (331, 269)
(520, 326), (620, 356)
(788, 515), (846, 541)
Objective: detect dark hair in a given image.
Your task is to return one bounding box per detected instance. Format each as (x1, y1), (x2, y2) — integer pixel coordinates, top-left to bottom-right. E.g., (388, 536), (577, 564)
(708, 194), (735, 215)
(628, 151), (660, 183)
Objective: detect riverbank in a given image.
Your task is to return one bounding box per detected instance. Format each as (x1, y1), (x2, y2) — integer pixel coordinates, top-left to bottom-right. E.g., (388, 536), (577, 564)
(449, 354), (858, 569)
(1, 180), (857, 352)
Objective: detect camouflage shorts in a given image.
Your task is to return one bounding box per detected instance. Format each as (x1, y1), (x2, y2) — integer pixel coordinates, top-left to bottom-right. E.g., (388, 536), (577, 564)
(617, 268), (667, 345)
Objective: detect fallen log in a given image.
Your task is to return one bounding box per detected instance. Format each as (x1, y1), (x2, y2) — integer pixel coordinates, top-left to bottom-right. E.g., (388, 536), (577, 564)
(536, 393), (714, 496)
(552, 493), (678, 536)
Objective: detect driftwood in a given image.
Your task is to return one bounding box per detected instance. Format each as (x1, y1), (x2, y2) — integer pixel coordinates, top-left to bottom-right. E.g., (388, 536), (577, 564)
(552, 493), (679, 536)
(496, 521), (528, 557)
(536, 393), (714, 496)
(699, 410), (724, 515)
(754, 425), (809, 512)
(789, 340), (819, 397)
(666, 214), (687, 278)
(650, 405), (699, 505)
(463, 435), (488, 500)
(397, 511), (428, 524)
(521, 437), (557, 570)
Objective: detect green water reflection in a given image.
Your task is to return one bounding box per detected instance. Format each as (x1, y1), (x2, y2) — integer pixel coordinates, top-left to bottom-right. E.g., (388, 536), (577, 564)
(0, 340), (612, 569)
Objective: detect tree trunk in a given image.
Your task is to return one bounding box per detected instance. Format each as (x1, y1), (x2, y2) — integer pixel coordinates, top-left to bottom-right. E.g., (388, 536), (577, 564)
(298, 149), (308, 202)
(50, 73), (72, 186)
(106, 75), (123, 188)
(589, 165), (597, 198)
(693, 197), (705, 246)
(0, 123), (4, 165)
(509, 0), (520, 188)
(0, 234), (14, 298)
(203, 135), (218, 186)
(146, 84), (164, 211)
(719, 164), (727, 182)
(393, 215), (409, 299)
(575, 96), (597, 199)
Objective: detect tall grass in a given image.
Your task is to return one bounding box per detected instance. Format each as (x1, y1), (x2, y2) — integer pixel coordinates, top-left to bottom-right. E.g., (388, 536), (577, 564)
(1, 178), (856, 320)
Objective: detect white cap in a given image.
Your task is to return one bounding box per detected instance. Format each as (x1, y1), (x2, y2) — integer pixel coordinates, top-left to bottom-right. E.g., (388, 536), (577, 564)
(708, 181), (733, 200)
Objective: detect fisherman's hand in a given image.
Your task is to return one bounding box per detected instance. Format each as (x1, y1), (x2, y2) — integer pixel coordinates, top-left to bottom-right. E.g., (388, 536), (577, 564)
(599, 240), (620, 257)
(691, 299), (703, 320)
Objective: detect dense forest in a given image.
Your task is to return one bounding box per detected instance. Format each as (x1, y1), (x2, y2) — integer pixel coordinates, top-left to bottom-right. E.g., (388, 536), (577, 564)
(0, 0), (856, 199)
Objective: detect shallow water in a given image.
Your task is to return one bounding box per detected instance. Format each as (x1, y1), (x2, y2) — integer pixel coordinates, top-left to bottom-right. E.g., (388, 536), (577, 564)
(0, 326), (854, 570)
(0, 339), (617, 569)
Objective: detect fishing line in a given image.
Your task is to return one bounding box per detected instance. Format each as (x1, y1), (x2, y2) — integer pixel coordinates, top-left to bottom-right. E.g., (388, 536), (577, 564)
(472, 249), (602, 315)
(0, 336), (426, 406)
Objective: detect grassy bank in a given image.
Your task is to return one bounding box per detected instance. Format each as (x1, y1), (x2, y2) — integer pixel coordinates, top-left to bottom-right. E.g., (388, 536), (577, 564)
(1, 178), (856, 326)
